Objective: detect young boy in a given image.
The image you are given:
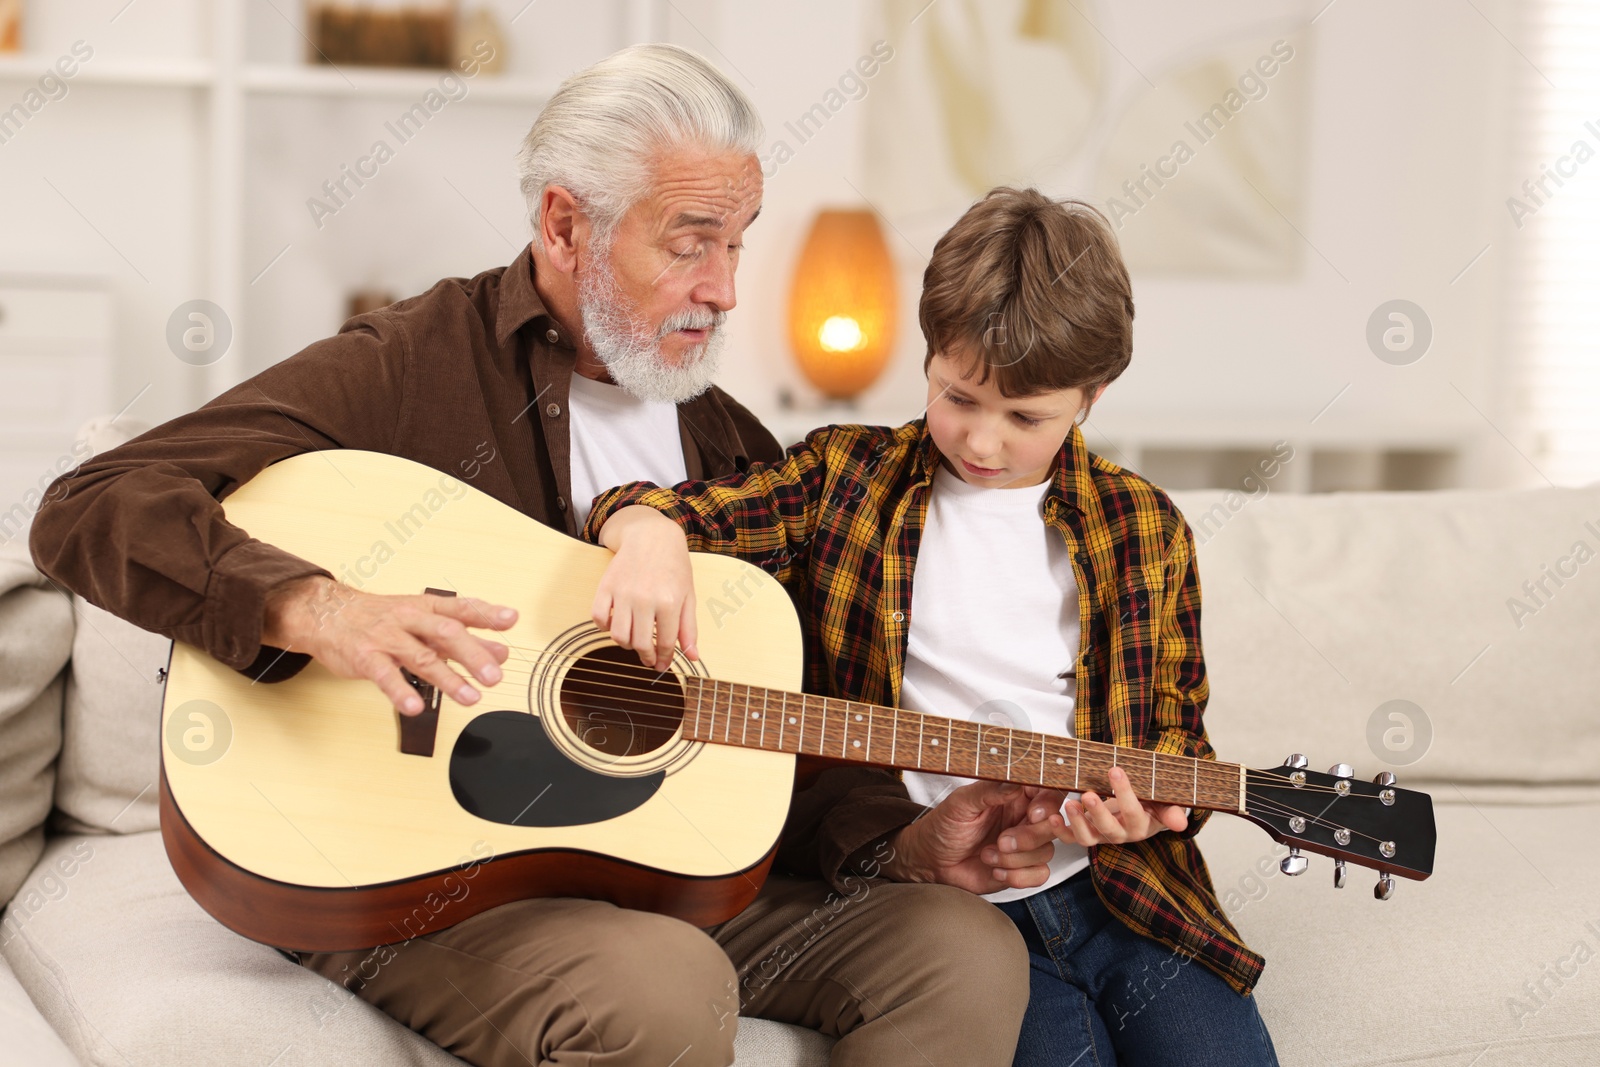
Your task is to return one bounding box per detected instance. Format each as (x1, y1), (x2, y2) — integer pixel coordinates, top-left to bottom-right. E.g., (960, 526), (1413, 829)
(582, 187), (1278, 1066)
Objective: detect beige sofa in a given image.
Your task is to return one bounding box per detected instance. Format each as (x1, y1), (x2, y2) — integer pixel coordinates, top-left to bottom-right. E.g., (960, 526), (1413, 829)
(2, 422), (1597, 1066)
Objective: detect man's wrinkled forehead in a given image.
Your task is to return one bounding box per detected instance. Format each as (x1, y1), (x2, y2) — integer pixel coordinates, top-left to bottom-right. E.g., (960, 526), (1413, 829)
(648, 151), (763, 236)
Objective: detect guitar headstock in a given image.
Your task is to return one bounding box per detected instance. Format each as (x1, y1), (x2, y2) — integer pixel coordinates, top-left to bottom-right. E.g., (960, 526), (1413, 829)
(1241, 754), (1436, 899)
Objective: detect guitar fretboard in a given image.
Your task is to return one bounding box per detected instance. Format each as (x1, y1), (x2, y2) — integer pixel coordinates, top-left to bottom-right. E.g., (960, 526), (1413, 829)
(679, 678), (1244, 814)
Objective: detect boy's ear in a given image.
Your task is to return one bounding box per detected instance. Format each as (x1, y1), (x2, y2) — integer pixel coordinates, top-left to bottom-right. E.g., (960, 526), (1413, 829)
(1091, 383), (1109, 405)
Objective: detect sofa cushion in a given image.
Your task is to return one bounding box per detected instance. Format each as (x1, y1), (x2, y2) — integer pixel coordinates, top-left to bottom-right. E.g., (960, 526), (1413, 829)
(1, 831), (470, 1067)
(1198, 799), (1600, 1066)
(0, 831), (829, 1067)
(0, 951), (78, 1067)
(52, 596), (167, 836)
(0, 541), (73, 906)
(1170, 485), (1600, 786)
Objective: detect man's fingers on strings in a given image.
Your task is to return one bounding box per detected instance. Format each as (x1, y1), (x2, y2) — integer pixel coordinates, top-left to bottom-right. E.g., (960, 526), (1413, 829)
(369, 658), (426, 716)
(393, 632), (481, 707)
(415, 611), (503, 688)
(429, 593), (518, 631)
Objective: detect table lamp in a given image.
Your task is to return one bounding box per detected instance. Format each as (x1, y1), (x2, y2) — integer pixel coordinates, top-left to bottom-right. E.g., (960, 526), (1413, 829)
(787, 208), (898, 401)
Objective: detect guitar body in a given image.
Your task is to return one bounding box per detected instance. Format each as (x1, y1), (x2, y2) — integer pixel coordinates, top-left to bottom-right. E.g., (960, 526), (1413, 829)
(160, 451), (801, 952)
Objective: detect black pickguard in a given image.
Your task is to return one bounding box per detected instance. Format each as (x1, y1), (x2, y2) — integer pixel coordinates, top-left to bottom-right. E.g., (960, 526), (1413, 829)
(449, 710), (663, 827)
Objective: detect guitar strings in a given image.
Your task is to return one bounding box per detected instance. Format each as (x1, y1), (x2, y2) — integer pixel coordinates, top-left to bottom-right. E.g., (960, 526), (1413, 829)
(397, 641), (1382, 799)
(400, 652), (1387, 845)
(454, 640), (1350, 787)
(436, 654), (1382, 799)
(445, 636), (1397, 786)
(419, 635), (1396, 849)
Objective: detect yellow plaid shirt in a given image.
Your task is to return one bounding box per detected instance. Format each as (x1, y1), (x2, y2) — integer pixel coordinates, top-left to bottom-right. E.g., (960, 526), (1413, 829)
(585, 417), (1266, 996)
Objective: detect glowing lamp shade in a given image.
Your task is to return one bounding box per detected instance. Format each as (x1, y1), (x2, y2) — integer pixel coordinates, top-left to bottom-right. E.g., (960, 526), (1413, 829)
(787, 209), (898, 400)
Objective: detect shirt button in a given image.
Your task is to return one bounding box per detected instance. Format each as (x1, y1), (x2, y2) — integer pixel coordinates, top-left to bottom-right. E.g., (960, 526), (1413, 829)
(546, 402), (561, 418)
(1076, 551), (1090, 566)
(557, 496), (568, 511)
(891, 610), (905, 623)
(545, 327), (559, 344)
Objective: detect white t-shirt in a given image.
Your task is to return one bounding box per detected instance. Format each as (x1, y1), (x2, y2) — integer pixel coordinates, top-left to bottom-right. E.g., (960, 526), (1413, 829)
(565, 371), (689, 530)
(900, 461), (1090, 902)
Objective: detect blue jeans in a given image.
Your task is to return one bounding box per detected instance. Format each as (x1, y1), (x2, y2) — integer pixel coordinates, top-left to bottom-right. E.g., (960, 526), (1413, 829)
(992, 867), (1279, 1067)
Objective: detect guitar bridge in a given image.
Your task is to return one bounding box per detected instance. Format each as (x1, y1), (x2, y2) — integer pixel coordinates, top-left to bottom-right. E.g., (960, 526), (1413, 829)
(397, 587), (456, 757)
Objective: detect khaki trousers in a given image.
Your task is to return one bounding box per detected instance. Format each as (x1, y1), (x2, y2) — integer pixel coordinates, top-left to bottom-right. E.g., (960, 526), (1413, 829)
(300, 871), (1028, 1067)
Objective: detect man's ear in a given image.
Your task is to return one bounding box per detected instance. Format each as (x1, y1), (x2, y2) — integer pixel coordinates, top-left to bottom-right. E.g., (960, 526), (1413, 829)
(1091, 382), (1109, 405)
(540, 185), (585, 274)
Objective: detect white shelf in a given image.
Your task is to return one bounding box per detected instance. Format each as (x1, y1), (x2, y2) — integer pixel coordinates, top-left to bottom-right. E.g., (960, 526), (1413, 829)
(0, 54), (558, 102)
(240, 64), (559, 103)
(0, 54), (214, 87)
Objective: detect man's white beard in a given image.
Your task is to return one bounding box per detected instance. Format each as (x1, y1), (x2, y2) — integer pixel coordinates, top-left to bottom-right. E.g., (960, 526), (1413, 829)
(576, 251), (727, 405)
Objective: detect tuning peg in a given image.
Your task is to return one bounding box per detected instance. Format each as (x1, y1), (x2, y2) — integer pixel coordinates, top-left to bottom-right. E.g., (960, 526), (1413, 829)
(1327, 762), (1353, 778)
(1374, 770), (1398, 805)
(1374, 872), (1395, 900)
(1284, 753), (1309, 770)
(1333, 858), (1346, 889)
(1279, 847), (1308, 876)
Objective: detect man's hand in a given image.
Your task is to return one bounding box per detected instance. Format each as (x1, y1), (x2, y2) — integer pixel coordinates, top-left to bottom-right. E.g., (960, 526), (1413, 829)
(261, 575), (518, 716)
(878, 780), (1071, 895)
(592, 504), (698, 670)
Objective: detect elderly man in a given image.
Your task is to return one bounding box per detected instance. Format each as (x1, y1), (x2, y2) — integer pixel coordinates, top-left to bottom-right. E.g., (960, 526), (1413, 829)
(30, 44), (1041, 1067)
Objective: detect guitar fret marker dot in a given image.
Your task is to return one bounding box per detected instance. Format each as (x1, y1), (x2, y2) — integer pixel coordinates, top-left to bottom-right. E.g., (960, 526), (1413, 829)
(852, 740), (861, 748)
(751, 712), (759, 718)
(788, 717), (797, 724)
(932, 739), (940, 746)
(990, 747), (999, 755)
(1056, 757), (1065, 764)
(855, 714), (863, 721)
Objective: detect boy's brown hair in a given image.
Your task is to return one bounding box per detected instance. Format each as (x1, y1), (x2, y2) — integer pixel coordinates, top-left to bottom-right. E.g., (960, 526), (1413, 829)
(919, 187), (1134, 402)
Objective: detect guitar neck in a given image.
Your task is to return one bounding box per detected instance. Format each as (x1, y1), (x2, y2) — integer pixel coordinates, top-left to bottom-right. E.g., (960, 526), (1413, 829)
(679, 678), (1246, 815)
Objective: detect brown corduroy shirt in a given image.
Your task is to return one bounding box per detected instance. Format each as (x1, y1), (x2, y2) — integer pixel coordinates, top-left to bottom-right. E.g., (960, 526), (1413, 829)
(29, 244), (926, 892)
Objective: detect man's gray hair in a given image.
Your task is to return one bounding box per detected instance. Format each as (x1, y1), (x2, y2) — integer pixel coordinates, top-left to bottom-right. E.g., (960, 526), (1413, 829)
(516, 43), (763, 248)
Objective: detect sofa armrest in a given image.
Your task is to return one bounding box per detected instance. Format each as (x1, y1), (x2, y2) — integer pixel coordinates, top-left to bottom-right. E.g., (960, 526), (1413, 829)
(0, 541), (73, 908)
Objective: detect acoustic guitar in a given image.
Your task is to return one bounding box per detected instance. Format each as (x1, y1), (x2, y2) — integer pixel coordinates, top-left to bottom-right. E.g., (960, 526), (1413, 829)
(158, 450), (1436, 952)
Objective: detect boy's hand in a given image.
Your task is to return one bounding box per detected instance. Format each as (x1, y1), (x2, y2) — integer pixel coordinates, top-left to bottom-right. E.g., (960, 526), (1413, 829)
(1045, 765), (1189, 847)
(879, 780), (1072, 895)
(593, 504), (698, 670)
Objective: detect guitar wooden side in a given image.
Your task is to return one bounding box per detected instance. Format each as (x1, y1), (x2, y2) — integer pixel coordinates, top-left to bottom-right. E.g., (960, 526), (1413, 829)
(160, 768), (779, 952)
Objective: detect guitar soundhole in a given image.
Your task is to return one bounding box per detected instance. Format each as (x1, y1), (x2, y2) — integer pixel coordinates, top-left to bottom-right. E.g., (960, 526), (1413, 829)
(559, 646), (685, 759)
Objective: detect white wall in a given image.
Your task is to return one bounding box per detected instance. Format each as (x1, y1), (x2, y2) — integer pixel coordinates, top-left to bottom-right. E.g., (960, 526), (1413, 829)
(0, 0), (211, 431)
(0, 0), (1534, 489)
